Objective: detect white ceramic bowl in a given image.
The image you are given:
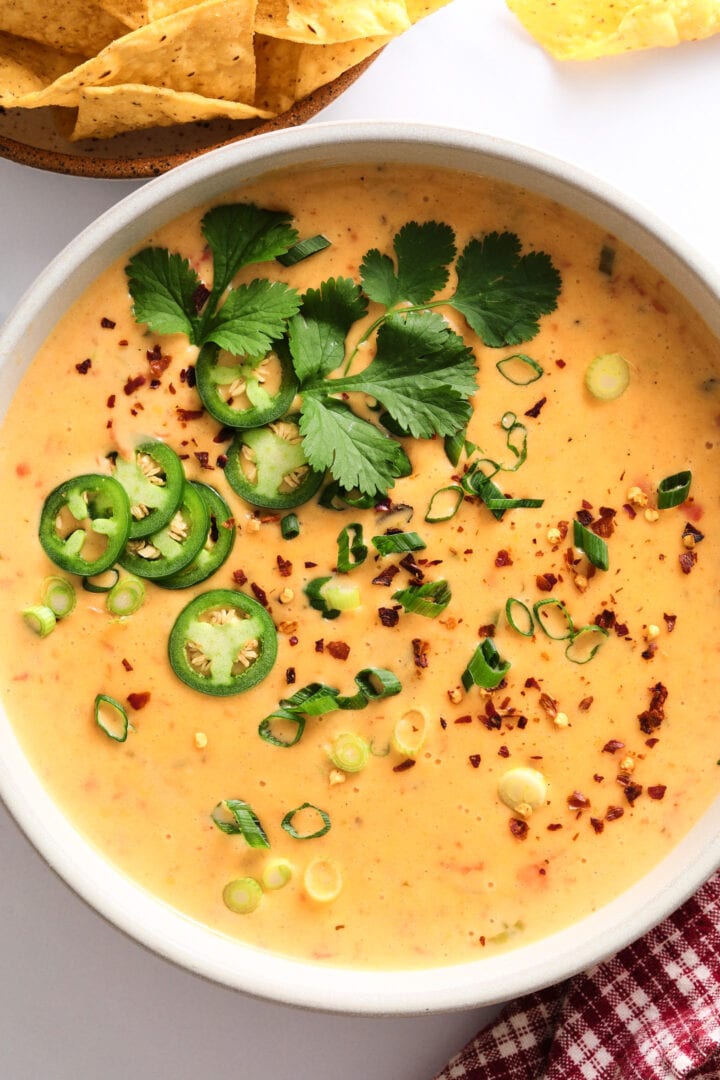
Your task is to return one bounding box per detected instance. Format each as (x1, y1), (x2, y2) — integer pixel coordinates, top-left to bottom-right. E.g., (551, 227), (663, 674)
(1, 121), (719, 1015)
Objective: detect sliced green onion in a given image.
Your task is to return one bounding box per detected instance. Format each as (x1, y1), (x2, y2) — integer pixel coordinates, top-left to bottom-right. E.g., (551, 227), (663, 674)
(483, 496), (544, 511)
(281, 682), (342, 716)
(276, 233), (331, 266)
(392, 579), (451, 618)
(318, 482), (379, 511)
(657, 470), (692, 510)
(336, 523), (367, 572)
(463, 466), (507, 520)
(505, 597), (534, 637)
(425, 484), (464, 523)
(41, 576), (76, 618)
(565, 625), (609, 665)
(305, 575), (341, 619)
(496, 353), (544, 385)
(223, 877), (263, 914)
(533, 598), (575, 641)
(573, 519), (609, 571)
(258, 708), (306, 747)
(82, 568), (120, 593)
(281, 802), (331, 840)
(585, 352), (630, 401)
(501, 411), (516, 430)
(353, 667), (402, 700)
(304, 858), (342, 902)
(94, 693), (129, 742)
(503, 420), (528, 471)
(305, 575), (361, 618)
(22, 604), (57, 638)
(444, 430), (476, 467)
(211, 799), (270, 848)
(462, 638), (511, 691)
(327, 732), (371, 773)
(106, 575), (145, 617)
(280, 513), (300, 540)
(261, 858), (293, 891)
(391, 708), (428, 757)
(372, 531), (426, 556)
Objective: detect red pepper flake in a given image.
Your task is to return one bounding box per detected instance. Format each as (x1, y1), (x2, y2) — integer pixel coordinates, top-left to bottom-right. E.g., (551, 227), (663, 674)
(251, 583), (268, 607)
(524, 397), (547, 419)
(121, 658), (133, 672)
(641, 641), (658, 661)
(106, 394), (116, 409)
(221, 518), (234, 532)
(594, 609), (616, 631)
(327, 641), (350, 661)
(372, 564), (400, 587)
(124, 374), (146, 395)
(623, 502), (637, 519)
(305, 561), (317, 569)
(454, 715), (472, 724)
(399, 554), (424, 580)
(663, 613), (677, 632)
(232, 569), (247, 586)
(440, 718), (448, 730)
(412, 638), (430, 669)
(602, 739), (625, 754)
(648, 785), (667, 800)
(593, 773), (604, 784)
(578, 696), (594, 711)
(525, 676), (541, 690)
(213, 426), (234, 444)
(576, 508), (593, 526)
(216, 454), (228, 469)
(285, 667), (296, 685)
(555, 359), (566, 369)
(536, 573), (557, 592)
(509, 818), (529, 840)
(539, 693), (558, 718)
(517, 715), (528, 730)
(495, 549), (513, 567)
(605, 806), (624, 822)
(614, 621), (629, 638)
(378, 607), (400, 627)
(289, 636), (298, 647)
(127, 691), (150, 710)
(682, 522), (705, 545)
(192, 283), (210, 313)
(679, 550), (697, 574)
(590, 818), (604, 834)
(624, 783), (643, 805)
(645, 737), (660, 749)
(567, 791), (590, 810)
(468, 754), (482, 769)
(315, 639), (324, 653)
(176, 406), (203, 422)
(179, 366), (197, 388)
(75, 358), (92, 374)
(547, 822), (563, 831)
(498, 745), (510, 758)
(477, 624), (496, 638)
(194, 451), (212, 470)
(118, 339), (129, 347)
(100, 316), (116, 328)
(591, 507), (616, 539)
(393, 759), (416, 773)
(638, 681), (668, 735)
(276, 555), (292, 577)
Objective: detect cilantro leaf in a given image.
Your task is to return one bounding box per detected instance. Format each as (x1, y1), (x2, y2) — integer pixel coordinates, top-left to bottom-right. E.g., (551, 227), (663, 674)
(203, 279), (301, 355)
(299, 397), (410, 496)
(200, 203), (298, 302)
(360, 221), (456, 307)
(450, 232), (561, 347)
(288, 277), (368, 384)
(125, 248), (202, 342)
(326, 310), (476, 439)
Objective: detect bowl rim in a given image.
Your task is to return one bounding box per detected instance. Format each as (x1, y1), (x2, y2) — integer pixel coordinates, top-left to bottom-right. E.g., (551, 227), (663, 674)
(1, 119), (719, 1015)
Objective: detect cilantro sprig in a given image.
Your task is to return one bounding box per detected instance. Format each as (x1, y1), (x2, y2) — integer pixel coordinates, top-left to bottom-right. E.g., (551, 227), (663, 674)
(125, 202), (561, 497)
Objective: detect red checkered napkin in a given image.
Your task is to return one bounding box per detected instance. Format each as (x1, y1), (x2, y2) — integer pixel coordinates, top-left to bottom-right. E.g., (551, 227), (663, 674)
(434, 871), (720, 1080)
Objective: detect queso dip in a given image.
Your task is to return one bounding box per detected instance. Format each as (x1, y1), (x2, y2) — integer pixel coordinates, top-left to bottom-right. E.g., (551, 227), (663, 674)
(0, 163), (719, 970)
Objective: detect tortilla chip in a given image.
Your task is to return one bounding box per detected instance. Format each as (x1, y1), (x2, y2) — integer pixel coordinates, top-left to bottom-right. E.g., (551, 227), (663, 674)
(95, 0), (200, 29)
(14, 0), (257, 110)
(0, 32), (83, 103)
(256, 0), (409, 43)
(506, 0), (720, 60)
(294, 35), (389, 97)
(254, 32), (387, 110)
(405, 0), (452, 19)
(70, 82), (272, 139)
(0, 0), (127, 57)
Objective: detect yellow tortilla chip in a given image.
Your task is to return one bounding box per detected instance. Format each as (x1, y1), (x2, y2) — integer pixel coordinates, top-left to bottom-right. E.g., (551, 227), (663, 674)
(254, 32), (387, 110)
(405, 0), (452, 19)
(506, 0), (720, 60)
(70, 82), (273, 140)
(256, 0), (409, 43)
(95, 0), (200, 30)
(0, 0), (127, 57)
(294, 35), (389, 97)
(14, 0), (257, 110)
(0, 32), (83, 103)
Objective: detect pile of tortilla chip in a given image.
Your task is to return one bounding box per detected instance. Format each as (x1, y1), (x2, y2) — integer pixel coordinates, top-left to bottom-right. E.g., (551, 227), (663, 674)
(507, 0), (720, 60)
(0, 0), (449, 140)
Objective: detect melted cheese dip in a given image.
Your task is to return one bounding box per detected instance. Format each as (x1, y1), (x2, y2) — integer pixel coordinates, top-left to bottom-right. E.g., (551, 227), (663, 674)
(1, 164), (719, 969)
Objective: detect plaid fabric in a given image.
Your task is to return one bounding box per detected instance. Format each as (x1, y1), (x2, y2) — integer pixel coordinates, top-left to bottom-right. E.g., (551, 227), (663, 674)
(435, 871), (720, 1080)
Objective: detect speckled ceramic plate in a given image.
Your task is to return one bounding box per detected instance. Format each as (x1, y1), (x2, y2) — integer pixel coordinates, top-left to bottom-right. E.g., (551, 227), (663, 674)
(0, 54), (376, 179)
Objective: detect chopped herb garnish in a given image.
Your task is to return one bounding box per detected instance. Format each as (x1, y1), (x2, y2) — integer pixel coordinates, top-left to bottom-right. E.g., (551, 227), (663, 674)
(281, 802), (331, 840)
(276, 234), (331, 266)
(372, 531), (426, 556)
(336, 523), (368, 572)
(392, 579), (451, 618)
(496, 353), (544, 385)
(573, 518), (609, 571)
(657, 470), (692, 509)
(462, 638), (511, 690)
(211, 798), (270, 848)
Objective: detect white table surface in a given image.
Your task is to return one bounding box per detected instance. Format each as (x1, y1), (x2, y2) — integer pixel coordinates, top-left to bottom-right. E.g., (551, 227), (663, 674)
(1, 2), (719, 1077)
